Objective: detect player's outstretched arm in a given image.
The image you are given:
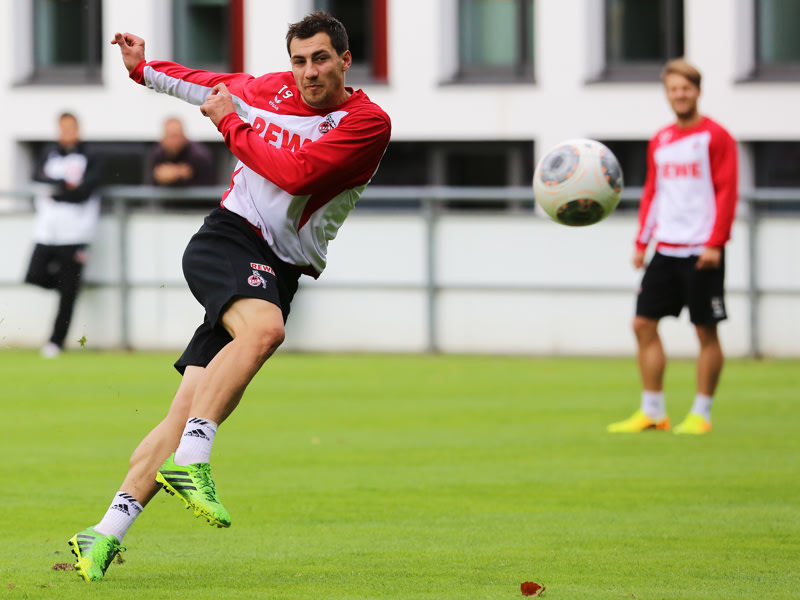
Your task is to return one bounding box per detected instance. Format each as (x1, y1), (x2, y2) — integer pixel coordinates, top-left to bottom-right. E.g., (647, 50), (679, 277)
(200, 84), (237, 127)
(111, 32), (146, 73)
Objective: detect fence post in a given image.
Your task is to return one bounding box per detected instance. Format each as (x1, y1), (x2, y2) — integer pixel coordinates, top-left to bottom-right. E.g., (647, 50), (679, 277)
(422, 193), (438, 353)
(746, 194), (761, 358)
(111, 192), (132, 350)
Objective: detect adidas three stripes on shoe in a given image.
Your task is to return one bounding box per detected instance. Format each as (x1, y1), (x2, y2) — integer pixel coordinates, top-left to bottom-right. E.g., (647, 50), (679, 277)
(156, 453), (231, 527)
(68, 526), (125, 582)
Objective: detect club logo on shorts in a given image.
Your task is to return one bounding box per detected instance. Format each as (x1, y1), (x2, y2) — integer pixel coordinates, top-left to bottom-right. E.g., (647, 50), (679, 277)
(711, 297), (726, 319)
(248, 270), (267, 289)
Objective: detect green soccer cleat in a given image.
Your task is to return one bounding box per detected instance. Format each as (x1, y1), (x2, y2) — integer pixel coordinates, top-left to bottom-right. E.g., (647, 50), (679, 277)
(607, 409), (670, 433)
(156, 454), (231, 528)
(673, 413), (712, 435)
(68, 526), (124, 582)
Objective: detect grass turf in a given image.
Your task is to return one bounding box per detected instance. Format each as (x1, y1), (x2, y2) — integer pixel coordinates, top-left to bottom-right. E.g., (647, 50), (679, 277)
(1, 350), (798, 599)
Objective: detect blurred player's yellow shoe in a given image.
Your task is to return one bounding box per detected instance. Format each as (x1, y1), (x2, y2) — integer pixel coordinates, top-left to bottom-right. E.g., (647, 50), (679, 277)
(673, 413), (712, 435)
(607, 409), (670, 433)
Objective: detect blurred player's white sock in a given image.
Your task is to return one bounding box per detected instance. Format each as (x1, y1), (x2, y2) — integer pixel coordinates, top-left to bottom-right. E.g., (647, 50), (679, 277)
(641, 390), (666, 420)
(689, 394), (713, 422)
(95, 491), (143, 542)
(174, 417), (218, 465)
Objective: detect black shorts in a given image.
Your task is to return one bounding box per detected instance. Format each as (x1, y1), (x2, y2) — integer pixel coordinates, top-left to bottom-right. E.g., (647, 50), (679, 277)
(25, 243), (87, 290)
(636, 250), (727, 325)
(174, 208), (301, 374)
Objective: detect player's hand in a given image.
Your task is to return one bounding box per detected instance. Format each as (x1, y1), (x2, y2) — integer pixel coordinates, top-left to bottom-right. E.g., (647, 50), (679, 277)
(111, 32), (146, 73)
(200, 83), (237, 127)
(632, 249), (646, 269)
(696, 246), (721, 270)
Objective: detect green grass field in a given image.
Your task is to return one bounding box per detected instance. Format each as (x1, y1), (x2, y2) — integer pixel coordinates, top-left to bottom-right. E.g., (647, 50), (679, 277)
(2, 350), (798, 599)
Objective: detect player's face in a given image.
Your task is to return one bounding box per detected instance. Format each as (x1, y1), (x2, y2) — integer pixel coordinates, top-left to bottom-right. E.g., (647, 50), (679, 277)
(58, 116), (80, 149)
(290, 32), (352, 110)
(664, 73), (700, 121)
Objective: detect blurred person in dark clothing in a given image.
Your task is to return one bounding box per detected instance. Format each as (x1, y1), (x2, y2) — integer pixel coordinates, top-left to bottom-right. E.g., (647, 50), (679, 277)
(25, 112), (104, 358)
(146, 117), (216, 187)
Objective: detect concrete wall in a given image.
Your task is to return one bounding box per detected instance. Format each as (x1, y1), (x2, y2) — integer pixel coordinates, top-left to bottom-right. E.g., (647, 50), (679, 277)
(2, 204), (798, 357)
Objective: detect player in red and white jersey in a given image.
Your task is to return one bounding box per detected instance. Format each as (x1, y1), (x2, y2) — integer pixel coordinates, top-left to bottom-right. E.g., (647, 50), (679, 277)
(134, 45), (390, 276)
(608, 58), (738, 436)
(68, 12), (390, 582)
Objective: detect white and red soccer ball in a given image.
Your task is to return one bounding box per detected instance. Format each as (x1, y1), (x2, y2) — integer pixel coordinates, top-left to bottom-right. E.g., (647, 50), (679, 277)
(533, 138), (623, 226)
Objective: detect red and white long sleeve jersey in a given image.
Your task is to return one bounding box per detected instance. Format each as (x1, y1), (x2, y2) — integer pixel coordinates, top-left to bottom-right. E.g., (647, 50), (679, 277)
(131, 60), (391, 277)
(635, 117), (738, 257)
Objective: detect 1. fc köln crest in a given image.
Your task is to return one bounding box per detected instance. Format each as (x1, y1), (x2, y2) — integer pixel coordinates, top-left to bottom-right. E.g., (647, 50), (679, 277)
(248, 270), (267, 288)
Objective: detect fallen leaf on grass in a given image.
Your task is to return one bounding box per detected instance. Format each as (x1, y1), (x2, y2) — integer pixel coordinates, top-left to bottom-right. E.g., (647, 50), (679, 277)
(521, 581), (545, 596)
(52, 563), (74, 571)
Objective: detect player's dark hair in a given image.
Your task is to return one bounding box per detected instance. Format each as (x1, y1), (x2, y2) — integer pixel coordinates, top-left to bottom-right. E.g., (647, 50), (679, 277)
(58, 112), (78, 123)
(286, 10), (349, 56)
(661, 58), (702, 89)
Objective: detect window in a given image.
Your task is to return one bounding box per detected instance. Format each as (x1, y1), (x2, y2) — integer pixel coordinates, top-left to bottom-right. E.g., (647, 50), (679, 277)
(369, 143), (431, 187)
(367, 141), (534, 211)
(754, 142), (800, 187)
(31, 0), (102, 83)
(456, 0), (534, 82)
(601, 140), (649, 211)
(173, 0), (244, 72)
(753, 142), (800, 212)
(754, 0), (800, 80)
(603, 0), (683, 81)
(315, 0), (389, 83)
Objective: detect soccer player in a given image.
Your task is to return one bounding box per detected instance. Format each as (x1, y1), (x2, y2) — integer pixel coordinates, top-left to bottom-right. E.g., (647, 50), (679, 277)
(607, 58), (738, 435)
(68, 12), (391, 581)
(24, 112), (103, 358)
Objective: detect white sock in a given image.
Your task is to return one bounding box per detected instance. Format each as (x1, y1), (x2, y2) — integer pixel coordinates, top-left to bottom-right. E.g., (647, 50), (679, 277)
(94, 491), (143, 542)
(690, 394), (713, 422)
(174, 417), (218, 465)
(641, 390), (666, 420)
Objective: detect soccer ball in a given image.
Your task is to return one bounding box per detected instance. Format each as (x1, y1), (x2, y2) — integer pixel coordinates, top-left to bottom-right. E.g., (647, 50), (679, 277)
(533, 138), (623, 226)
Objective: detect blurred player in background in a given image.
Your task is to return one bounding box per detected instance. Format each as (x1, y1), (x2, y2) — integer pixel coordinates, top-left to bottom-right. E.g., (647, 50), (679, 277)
(67, 11), (390, 582)
(608, 58), (738, 435)
(24, 112), (103, 358)
(146, 116), (216, 187)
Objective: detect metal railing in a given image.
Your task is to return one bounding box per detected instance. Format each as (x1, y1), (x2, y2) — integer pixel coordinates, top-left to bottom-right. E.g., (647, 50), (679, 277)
(3, 185), (799, 356)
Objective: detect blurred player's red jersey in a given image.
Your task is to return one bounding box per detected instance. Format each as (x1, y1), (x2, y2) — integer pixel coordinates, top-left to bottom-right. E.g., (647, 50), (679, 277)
(636, 117), (738, 256)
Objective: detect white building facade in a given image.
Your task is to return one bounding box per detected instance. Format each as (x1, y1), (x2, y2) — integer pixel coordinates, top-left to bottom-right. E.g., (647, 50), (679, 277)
(1, 0), (799, 356)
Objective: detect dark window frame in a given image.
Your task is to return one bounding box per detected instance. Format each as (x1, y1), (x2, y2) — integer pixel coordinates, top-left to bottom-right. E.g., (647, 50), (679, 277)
(367, 140), (535, 212)
(753, 141), (800, 188)
(750, 0), (800, 82)
(28, 0), (103, 85)
(314, 0), (389, 84)
(600, 0), (683, 83)
(751, 141), (800, 213)
(172, 0), (235, 72)
(26, 138), (231, 192)
(454, 0), (534, 84)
